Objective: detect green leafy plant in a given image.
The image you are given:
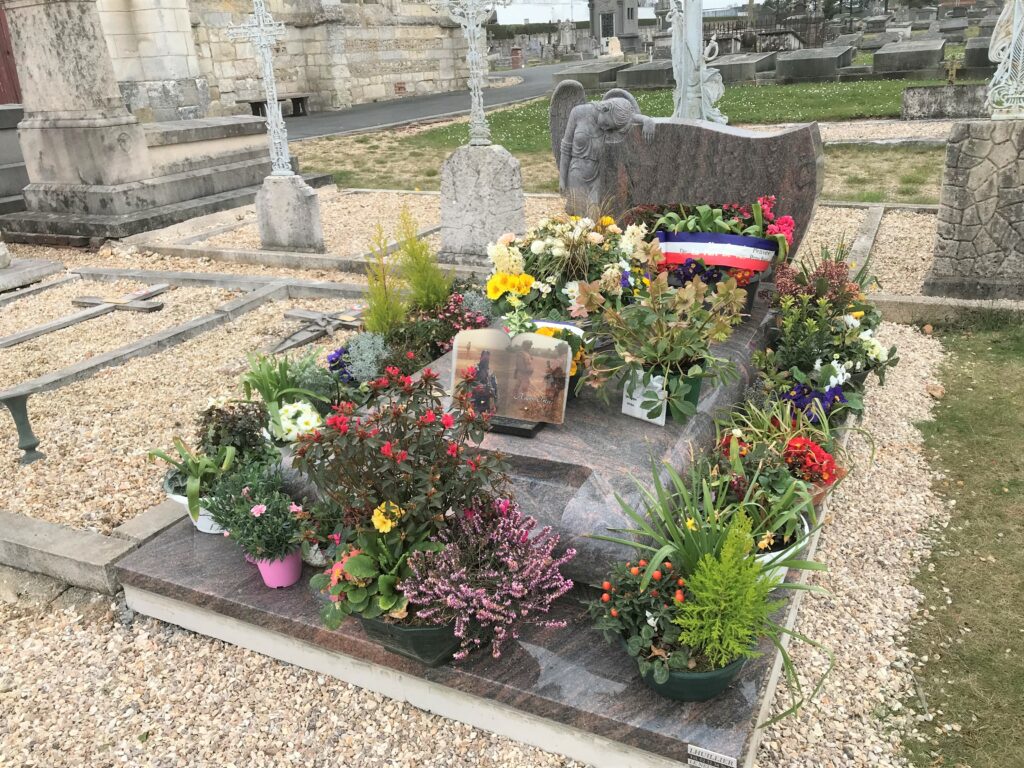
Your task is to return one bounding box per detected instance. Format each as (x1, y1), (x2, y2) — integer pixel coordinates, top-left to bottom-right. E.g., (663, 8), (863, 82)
(241, 352), (329, 437)
(394, 206), (452, 312)
(147, 438), (236, 521)
(582, 268), (746, 423)
(195, 400), (269, 460)
(364, 223), (407, 335)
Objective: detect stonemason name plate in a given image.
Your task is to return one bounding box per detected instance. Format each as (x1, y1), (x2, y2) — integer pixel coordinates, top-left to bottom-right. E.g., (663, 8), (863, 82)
(451, 328), (571, 425)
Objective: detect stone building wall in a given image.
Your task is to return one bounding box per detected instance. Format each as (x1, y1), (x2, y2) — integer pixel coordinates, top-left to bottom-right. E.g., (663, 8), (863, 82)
(97, 0), (210, 121)
(186, 0), (468, 117)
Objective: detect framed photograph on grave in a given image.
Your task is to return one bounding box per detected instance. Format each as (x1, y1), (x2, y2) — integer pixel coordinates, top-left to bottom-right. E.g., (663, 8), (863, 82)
(451, 328), (572, 425)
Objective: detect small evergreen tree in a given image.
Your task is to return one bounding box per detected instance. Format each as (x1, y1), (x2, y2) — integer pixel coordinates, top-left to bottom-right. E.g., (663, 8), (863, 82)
(364, 223), (407, 335)
(395, 207), (452, 312)
(674, 514), (784, 669)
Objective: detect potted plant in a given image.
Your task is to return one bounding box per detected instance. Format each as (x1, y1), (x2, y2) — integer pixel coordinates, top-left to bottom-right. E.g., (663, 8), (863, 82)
(483, 215), (653, 322)
(579, 262), (746, 425)
(242, 352), (330, 437)
(147, 438), (236, 534)
(205, 458), (309, 588)
(296, 367), (510, 662)
(590, 514), (828, 717)
(402, 497), (575, 661)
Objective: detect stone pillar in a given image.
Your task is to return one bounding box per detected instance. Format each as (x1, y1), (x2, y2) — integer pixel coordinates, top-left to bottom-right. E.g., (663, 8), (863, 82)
(97, 0), (210, 121)
(923, 120), (1024, 300)
(3, 0), (153, 187)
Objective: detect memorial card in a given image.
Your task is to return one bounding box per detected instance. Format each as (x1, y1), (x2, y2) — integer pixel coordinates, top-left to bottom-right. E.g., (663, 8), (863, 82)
(451, 328), (572, 425)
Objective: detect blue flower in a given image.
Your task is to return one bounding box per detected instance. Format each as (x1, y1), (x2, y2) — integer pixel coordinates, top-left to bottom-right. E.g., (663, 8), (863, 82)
(327, 346), (354, 384)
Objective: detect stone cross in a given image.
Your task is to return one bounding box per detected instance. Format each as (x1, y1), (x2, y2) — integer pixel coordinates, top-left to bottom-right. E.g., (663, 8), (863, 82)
(428, 0), (511, 146)
(273, 308), (364, 354)
(988, 0), (1024, 119)
(0, 284), (169, 350)
(228, 0), (293, 176)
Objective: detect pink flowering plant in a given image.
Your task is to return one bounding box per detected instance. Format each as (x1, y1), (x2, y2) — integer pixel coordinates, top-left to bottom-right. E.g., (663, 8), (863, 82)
(205, 458), (309, 561)
(401, 498), (576, 660)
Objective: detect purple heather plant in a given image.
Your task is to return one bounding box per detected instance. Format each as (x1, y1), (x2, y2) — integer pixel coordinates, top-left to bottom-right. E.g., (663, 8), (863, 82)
(402, 498), (576, 660)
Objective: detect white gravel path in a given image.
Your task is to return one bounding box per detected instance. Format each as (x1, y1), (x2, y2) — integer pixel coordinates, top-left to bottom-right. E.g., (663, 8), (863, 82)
(757, 323), (948, 767)
(738, 120), (953, 143)
(869, 212), (938, 296)
(0, 298), (356, 533)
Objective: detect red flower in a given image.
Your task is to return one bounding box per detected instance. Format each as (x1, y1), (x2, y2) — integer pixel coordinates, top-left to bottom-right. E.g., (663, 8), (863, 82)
(395, 449), (408, 463)
(380, 441), (394, 458)
(419, 410), (437, 426)
(466, 458), (478, 472)
(385, 366), (401, 377)
(441, 413), (455, 429)
(406, 350), (416, 360)
(326, 414), (349, 434)
(421, 368), (439, 382)
(463, 366), (478, 382)
(446, 442), (459, 457)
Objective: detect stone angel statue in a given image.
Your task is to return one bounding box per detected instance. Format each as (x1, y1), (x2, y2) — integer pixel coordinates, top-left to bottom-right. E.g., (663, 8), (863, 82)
(667, 0), (727, 124)
(549, 81), (656, 214)
(988, 0), (1024, 118)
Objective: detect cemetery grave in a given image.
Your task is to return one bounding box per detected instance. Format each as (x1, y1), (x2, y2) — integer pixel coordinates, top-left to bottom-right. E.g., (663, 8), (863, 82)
(2, 0), (1024, 766)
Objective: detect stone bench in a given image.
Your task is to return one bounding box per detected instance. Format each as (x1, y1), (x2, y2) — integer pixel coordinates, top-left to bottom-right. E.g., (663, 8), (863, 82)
(238, 93), (312, 118)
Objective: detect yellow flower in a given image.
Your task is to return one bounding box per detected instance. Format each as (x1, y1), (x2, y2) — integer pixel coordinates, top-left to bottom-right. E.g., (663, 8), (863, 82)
(486, 274), (508, 301)
(685, 517), (697, 531)
(851, 310), (865, 319)
(534, 326), (557, 338)
(371, 501), (404, 534)
(757, 531), (775, 551)
(599, 215), (615, 228)
(516, 273), (536, 295)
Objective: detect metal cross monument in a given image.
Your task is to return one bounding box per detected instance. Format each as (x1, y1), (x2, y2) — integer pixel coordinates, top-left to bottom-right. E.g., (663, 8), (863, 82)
(228, 0), (293, 175)
(428, 0), (510, 146)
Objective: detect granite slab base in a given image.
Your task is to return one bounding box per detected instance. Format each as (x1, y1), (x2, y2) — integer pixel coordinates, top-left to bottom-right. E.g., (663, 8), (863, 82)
(115, 518), (786, 768)
(0, 258), (63, 293)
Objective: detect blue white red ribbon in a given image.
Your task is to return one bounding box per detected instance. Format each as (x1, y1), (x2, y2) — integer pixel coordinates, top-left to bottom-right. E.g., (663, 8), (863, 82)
(658, 233), (778, 273)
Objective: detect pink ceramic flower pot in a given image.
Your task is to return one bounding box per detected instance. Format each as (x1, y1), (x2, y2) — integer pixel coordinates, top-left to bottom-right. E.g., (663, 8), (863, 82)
(255, 550), (302, 589)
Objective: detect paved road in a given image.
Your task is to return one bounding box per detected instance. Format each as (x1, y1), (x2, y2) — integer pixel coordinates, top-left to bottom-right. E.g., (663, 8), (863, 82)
(285, 61), (567, 141)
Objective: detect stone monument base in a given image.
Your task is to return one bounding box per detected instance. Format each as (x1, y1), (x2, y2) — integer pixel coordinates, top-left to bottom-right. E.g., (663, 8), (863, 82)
(923, 120), (1024, 300)
(255, 174), (326, 253)
(440, 144), (526, 263)
(0, 258), (64, 293)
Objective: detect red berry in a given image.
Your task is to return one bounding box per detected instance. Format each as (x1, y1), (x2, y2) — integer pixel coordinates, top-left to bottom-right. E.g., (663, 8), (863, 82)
(675, 590), (685, 603)
(610, 608), (619, 618)
(663, 561), (672, 570)
(676, 578), (685, 586)
(601, 593), (610, 603)
(630, 567), (640, 576)
(652, 570), (663, 581)
(602, 581), (612, 591)
(639, 559), (648, 567)
(650, 590), (658, 597)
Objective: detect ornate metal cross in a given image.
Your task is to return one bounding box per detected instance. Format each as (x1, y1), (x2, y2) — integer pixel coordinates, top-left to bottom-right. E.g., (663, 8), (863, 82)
(988, 0), (1024, 119)
(228, 0), (293, 175)
(428, 0), (510, 146)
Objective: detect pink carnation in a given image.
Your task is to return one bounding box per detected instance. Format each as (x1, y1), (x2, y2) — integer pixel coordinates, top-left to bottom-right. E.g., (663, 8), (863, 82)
(250, 504), (267, 518)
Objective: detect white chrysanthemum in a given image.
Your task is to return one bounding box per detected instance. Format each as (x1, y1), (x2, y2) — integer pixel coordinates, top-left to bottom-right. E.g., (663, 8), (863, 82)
(530, 239), (545, 255)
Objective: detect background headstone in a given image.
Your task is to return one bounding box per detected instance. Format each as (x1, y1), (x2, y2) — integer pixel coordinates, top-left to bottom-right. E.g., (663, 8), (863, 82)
(255, 176), (326, 253)
(924, 120), (1024, 300)
(0, 242), (9, 270)
(440, 145), (526, 262)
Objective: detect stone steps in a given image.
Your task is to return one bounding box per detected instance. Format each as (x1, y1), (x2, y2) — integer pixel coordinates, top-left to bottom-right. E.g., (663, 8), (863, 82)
(1, 172), (334, 245)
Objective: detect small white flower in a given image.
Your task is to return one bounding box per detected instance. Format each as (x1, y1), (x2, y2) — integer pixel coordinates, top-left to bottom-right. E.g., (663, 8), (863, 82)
(843, 315), (861, 329)
(731, 428), (743, 439)
(561, 281), (580, 301)
(530, 239), (545, 255)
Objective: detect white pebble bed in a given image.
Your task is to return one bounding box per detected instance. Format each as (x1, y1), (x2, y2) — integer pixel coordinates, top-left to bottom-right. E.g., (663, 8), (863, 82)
(869, 212), (938, 296)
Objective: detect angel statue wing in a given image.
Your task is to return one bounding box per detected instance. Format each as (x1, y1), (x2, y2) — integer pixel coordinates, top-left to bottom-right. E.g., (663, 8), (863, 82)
(550, 79), (587, 167)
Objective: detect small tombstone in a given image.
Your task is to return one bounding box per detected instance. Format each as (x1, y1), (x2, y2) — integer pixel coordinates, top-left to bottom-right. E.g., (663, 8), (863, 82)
(607, 36), (623, 56)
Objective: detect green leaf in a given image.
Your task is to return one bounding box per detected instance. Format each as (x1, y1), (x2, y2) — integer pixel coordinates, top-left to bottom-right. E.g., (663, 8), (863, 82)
(626, 635), (643, 657)
(343, 554), (378, 579)
(378, 574), (398, 597)
(347, 586), (368, 604)
(652, 663), (670, 685)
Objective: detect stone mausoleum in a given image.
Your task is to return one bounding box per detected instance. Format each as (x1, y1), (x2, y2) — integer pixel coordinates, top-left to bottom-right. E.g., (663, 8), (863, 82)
(588, 0), (642, 52)
(93, 0), (470, 122)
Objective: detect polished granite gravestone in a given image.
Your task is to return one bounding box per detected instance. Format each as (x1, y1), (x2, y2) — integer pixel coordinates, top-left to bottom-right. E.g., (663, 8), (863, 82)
(433, 303), (774, 585)
(115, 516), (798, 768)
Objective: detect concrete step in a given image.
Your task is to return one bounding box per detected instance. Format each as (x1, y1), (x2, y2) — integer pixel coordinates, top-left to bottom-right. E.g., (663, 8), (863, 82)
(142, 115), (267, 147)
(0, 193), (25, 215)
(0, 161), (28, 198)
(0, 172), (334, 245)
(154, 147), (270, 177)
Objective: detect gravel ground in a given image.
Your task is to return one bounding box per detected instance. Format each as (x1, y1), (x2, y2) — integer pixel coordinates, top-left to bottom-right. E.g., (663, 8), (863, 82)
(0, 298), (357, 533)
(739, 120), (953, 143)
(0, 323), (949, 768)
(196, 193), (565, 254)
(0, 278), (146, 338)
(0, 284), (236, 392)
(0, 591), (583, 768)
(797, 205), (867, 262)
(869, 212), (937, 296)
(757, 323), (948, 768)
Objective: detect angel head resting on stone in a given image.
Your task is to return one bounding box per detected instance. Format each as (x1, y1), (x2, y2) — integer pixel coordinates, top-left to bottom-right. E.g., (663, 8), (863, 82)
(558, 91), (655, 209)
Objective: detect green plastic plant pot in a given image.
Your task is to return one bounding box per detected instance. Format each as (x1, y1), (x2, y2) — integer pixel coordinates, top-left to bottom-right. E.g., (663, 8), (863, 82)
(639, 656), (747, 702)
(359, 616), (460, 668)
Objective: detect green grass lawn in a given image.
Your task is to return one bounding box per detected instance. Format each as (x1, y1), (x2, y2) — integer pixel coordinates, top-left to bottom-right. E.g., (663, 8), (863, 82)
(906, 316), (1024, 768)
(294, 79), (953, 201)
